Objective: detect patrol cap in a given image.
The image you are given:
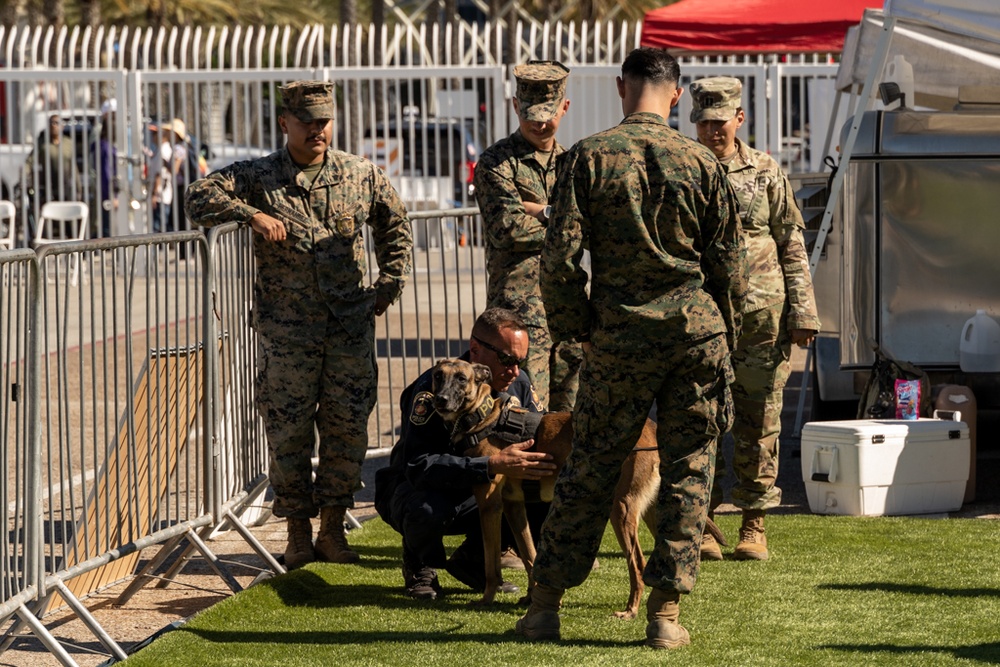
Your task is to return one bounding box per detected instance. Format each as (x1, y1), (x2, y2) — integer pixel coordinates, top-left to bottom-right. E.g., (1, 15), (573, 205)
(689, 76), (743, 123)
(513, 60), (570, 122)
(279, 80), (335, 121)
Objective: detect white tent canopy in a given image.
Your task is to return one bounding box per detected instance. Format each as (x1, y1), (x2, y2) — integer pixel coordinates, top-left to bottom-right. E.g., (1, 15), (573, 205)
(836, 1), (1000, 110)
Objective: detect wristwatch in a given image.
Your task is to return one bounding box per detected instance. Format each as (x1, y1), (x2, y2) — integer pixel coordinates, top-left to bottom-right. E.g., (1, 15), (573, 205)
(542, 205), (552, 221)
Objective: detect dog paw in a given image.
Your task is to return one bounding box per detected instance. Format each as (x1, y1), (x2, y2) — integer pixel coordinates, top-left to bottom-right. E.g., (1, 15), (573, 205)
(613, 609), (638, 620)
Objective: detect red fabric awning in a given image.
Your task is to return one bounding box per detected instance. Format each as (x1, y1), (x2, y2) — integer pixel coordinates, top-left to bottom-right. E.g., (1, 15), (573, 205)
(642, 0), (883, 54)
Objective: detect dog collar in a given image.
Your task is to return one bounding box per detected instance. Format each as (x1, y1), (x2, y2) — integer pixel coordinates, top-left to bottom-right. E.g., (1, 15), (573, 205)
(452, 394), (496, 440)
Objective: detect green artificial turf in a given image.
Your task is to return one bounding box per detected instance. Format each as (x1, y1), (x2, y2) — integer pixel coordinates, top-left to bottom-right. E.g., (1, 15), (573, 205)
(121, 514), (1000, 666)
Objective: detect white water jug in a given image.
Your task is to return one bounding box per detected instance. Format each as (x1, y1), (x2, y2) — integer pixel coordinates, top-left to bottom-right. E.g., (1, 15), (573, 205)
(960, 309), (1000, 372)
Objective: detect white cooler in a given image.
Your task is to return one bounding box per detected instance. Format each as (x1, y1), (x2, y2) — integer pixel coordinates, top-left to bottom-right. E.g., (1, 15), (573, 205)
(800, 417), (970, 516)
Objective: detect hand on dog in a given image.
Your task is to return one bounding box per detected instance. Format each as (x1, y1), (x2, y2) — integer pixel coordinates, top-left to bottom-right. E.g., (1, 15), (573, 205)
(487, 440), (557, 480)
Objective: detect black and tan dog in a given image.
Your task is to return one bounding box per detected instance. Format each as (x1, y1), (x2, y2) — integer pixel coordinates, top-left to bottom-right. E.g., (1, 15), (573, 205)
(430, 357), (726, 617)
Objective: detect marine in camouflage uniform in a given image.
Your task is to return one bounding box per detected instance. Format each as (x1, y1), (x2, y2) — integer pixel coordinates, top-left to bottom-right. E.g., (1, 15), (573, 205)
(474, 60), (583, 411)
(185, 81), (412, 569)
(691, 76), (820, 562)
(516, 48), (747, 649)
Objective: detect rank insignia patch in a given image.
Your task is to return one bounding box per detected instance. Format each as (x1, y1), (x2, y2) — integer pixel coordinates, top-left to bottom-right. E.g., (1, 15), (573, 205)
(409, 391), (435, 425)
(337, 215), (355, 236)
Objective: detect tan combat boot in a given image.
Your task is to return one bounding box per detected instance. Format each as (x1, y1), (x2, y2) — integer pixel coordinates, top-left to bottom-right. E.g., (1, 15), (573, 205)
(699, 512), (723, 561)
(284, 517), (315, 570)
(645, 587), (690, 650)
(514, 583), (563, 641)
(314, 506), (360, 564)
(732, 509), (769, 561)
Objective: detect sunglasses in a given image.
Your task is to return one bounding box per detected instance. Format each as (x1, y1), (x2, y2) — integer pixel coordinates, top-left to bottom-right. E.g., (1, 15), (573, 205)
(472, 335), (528, 368)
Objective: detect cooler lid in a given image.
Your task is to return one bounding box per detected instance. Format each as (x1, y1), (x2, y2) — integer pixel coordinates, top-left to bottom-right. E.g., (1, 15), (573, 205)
(801, 418), (968, 445)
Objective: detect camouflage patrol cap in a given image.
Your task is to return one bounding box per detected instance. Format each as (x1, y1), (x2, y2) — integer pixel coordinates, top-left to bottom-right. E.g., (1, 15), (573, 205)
(279, 80), (335, 121)
(689, 76), (743, 123)
(513, 60), (570, 122)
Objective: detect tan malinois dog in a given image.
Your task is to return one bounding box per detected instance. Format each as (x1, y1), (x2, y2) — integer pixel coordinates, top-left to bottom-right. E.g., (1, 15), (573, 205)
(430, 358), (726, 616)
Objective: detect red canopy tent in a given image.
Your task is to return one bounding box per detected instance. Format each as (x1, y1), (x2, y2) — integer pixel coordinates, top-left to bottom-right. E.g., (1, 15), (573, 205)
(641, 0), (882, 54)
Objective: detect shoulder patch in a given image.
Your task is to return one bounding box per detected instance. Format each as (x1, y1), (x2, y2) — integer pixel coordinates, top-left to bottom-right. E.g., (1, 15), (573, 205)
(409, 391), (436, 426)
(530, 386), (544, 412)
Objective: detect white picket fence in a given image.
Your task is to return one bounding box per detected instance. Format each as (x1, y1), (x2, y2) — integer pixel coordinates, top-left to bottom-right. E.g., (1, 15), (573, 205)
(0, 20), (841, 244)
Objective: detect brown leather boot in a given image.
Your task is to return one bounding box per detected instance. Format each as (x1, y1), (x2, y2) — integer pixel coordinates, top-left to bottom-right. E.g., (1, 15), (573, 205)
(732, 509), (768, 561)
(314, 507), (360, 564)
(700, 531), (724, 561)
(645, 587), (690, 650)
(514, 583), (563, 641)
(700, 512), (724, 561)
(284, 517), (315, 570)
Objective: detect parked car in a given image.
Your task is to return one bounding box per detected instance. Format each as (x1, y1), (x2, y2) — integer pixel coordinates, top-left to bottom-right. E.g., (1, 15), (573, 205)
(202, 142), (271, 173)
(364, 117), (481, 207)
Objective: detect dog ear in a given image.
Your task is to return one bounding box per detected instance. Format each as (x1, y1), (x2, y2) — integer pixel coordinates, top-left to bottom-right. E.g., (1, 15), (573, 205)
(472, 363), (492, 385)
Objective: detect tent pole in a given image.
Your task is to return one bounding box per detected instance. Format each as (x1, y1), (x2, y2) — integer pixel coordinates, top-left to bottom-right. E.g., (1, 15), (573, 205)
(795, 17), (896, 431)
(808, 16), (896, 278)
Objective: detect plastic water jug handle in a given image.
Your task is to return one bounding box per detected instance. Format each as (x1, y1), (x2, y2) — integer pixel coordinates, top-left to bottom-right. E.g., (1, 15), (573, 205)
(963, 319), (974, 342)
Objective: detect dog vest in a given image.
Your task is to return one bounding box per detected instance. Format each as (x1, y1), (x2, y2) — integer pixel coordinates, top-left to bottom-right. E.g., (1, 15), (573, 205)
(454, 394), (544, 452)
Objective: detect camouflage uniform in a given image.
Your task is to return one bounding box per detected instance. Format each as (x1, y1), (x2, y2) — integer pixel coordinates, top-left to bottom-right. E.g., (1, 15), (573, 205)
(185, 82), (412, 519)
(691, 78), (821, 512)
(535, 111), (747, 594)
(475, 61), (583, 411)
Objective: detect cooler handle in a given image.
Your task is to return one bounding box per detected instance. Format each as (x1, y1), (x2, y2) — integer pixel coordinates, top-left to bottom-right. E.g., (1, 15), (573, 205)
(932, 409), (962, 422)
(810, 445), (838, 484)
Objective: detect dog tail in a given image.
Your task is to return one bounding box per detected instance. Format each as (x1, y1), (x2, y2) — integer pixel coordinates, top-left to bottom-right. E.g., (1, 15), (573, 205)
(705, 516), (729, 547)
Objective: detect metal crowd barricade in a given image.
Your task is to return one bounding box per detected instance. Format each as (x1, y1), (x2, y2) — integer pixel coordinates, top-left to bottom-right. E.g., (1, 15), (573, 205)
(0, 233), (257, 665)
(369, 207), (486, 449)
(0, 205), (487, 664)
(0, 249), (75, 663)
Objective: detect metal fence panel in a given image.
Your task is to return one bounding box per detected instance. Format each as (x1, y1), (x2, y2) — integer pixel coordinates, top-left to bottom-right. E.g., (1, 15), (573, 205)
(31, 234), (212, 606)
(0, 249), (39, 612)
(368, 208), (486, 449)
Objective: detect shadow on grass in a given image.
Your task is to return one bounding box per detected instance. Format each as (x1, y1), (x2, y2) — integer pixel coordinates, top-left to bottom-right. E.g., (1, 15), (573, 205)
(262, 569), (529, 614)
(819, 641), (1000, 663)
(818, 582), (1000, 598)
(177, 625), (641, 650)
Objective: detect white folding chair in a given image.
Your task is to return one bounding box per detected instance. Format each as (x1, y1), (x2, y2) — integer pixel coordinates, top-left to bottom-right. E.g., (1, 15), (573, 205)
(34, 201), (90, 284)
(0, 200), (14, 250)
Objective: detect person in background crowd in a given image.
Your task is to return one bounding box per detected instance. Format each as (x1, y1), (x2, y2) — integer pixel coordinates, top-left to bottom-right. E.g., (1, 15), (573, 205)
(92, 100), (119, 237)
(149, 122), (175, 233)
(23, 114), (82, 239)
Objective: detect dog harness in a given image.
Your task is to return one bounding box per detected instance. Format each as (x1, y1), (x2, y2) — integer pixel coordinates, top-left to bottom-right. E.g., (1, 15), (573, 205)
(453, 394), (544, 452)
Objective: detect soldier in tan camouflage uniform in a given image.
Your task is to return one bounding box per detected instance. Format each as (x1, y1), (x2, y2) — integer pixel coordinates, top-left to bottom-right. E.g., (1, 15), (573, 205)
(474, 60), (583, 411)
(515, 48), (747, 650)
(691, 76), (820, 562)
(185, 81), (412, 570)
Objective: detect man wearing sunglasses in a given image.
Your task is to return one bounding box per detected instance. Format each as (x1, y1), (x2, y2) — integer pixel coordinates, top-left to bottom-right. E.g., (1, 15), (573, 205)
(375, 308), (556, 601)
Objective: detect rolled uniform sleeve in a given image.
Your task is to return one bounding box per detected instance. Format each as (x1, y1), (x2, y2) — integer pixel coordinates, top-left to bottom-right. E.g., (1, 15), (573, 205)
(769, 171), (821, 332)
(185, 160), (261, 227)
(475, 160), (547, 253)
(368, 165), (413, 306)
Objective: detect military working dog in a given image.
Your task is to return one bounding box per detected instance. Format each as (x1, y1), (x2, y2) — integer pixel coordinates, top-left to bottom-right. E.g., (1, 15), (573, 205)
(430, 357), (725, 617)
